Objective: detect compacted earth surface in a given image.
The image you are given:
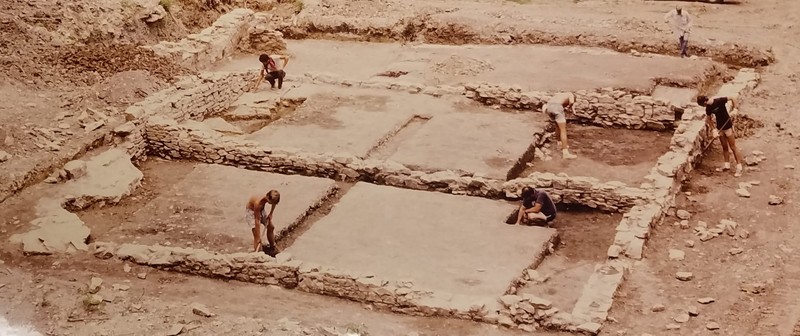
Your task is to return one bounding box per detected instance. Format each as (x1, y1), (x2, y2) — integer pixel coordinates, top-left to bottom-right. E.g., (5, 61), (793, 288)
(2, 0), (800, 335)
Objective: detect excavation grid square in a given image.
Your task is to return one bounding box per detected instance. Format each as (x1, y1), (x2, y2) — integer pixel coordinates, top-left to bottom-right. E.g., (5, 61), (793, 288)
(110, 164), (336, 249)
(387, 112), (546, 180)
(246, 92), (416, 158)
(287, 183), (558, 297)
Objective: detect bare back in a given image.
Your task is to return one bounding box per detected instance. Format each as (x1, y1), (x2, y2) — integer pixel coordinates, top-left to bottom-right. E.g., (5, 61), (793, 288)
(246, 195), (264, 212)
(548, 92), (575, 107)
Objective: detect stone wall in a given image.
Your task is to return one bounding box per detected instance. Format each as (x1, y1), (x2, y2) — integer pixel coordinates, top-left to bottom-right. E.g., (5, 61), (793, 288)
(557, 69), (761, 330)
(146, 9), (255, 71)
(90, 241), (584, 332)
(123, 71), (255, 123)
(238, 13), (288, 54)
(464, 83), (679, 131)
(288, 73), (681, 131)
(143, 117), (651, 212)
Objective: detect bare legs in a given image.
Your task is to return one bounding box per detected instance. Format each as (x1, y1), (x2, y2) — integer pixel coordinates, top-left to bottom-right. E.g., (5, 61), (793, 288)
(718, 131), (744, 176)
(266, 222), (278, 254)
(251, 227), (261, 252)
(557, 121), (577, 159)
(514, 205), (548, 225)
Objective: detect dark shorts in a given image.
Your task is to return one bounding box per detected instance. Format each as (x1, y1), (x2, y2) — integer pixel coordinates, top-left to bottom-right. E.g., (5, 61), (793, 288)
(265, 70), (285, 80)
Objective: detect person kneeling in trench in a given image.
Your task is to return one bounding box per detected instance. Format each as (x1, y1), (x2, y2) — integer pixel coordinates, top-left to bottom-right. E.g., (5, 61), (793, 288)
(245, 189), (280, 256)
(515, 186), (557, 226)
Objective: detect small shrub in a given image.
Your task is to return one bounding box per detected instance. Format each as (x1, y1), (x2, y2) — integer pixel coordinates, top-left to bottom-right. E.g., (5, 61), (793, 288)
(293, 0), (304, 13)
(159, 0), (173, 10)
(344, 323), (369, 336)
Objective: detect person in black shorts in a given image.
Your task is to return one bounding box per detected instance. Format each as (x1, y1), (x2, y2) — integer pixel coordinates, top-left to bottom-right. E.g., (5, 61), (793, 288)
(252, 54), (289, 90)
(697, 95), (743, 177)
(514, 186), (557, 226)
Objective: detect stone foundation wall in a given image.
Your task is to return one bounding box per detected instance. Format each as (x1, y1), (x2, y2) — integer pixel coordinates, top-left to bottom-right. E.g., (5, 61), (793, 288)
(143, 117), (650, 212)
(146, 9), (255, 71)
(123, 71), (255, 123)
(557, 69), (761, 331)
(289, 73), (680, 131)
(90, 241), (584, 332)
(464, 83), (678, 131)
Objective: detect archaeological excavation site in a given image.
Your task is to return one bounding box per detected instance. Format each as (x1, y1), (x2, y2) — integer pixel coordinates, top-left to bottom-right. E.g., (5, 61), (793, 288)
(2, 1), (796, 335)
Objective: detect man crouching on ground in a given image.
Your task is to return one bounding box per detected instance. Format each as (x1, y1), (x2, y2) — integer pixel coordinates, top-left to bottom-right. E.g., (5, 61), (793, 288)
(246, 189), (280, 256)
(515, 186), (557, 226)
(253, 53), (289, 91)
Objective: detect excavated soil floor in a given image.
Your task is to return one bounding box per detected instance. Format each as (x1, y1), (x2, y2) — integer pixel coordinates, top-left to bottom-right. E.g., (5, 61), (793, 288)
(522, 125), (673, 185)
(215, 40), (721, 92)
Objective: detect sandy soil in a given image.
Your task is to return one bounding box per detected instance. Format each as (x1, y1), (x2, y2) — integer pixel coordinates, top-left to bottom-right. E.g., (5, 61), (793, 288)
(288, 182), (557, 298)
(81, 161), (338, 253)
(524, 125), (673, 185)
(519, 208), (623, 312)
(216, 40), (720, 92)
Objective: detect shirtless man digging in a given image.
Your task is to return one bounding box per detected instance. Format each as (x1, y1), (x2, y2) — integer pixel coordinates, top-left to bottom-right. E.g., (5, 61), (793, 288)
(246, 189), (280, 256)
(542, 92), (578, 159)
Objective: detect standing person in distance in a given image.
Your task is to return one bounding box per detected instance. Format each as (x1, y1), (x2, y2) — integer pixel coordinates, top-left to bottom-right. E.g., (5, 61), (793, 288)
(664, 6), (692, 58)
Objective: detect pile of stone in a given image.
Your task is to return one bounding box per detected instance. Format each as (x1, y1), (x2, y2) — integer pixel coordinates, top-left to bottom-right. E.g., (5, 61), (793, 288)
(239, 13), (288, 54)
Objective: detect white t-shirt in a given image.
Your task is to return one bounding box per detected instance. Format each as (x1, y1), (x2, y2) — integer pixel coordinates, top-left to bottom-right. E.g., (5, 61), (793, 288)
(664, 9), (692, 38)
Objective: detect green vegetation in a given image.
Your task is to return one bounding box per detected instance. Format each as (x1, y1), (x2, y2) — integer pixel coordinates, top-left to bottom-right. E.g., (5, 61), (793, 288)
(159, 0), (174, 11)
(344, 323), (370, 336)
(293, 0), (304, 14)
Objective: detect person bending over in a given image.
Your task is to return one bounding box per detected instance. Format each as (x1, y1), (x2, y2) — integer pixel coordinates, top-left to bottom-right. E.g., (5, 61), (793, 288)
(253, 53), (289, 90)
(697, 95), (744, 177)
(245, 189), (280, 256)
(515, 186), (557, 226)
(543, 92), (578, 159)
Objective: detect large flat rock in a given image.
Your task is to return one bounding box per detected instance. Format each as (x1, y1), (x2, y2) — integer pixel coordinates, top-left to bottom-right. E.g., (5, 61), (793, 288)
(105, 164), (337, 251)
(61, 148), (143, 210)
(287, 183), (558, 297)
(10, 200), (90, 255)
(388, 112), (546, 179)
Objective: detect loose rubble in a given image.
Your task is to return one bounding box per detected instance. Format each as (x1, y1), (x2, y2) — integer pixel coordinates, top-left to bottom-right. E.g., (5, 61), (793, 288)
(768, 195), (784, 205)
(675, 272), (694, 281)
(192, 303), (216, 317)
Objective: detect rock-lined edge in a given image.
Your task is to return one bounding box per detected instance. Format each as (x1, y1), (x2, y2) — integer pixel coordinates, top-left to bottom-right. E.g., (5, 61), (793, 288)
(285, 72), (693, 131)
(563, 69), (761, 330)
(90, 241), (584, 331)
(144, 116), (651, 213)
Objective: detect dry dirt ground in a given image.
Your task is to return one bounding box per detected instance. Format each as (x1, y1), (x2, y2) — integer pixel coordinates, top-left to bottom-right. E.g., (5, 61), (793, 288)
(2, 0), (800, 335)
